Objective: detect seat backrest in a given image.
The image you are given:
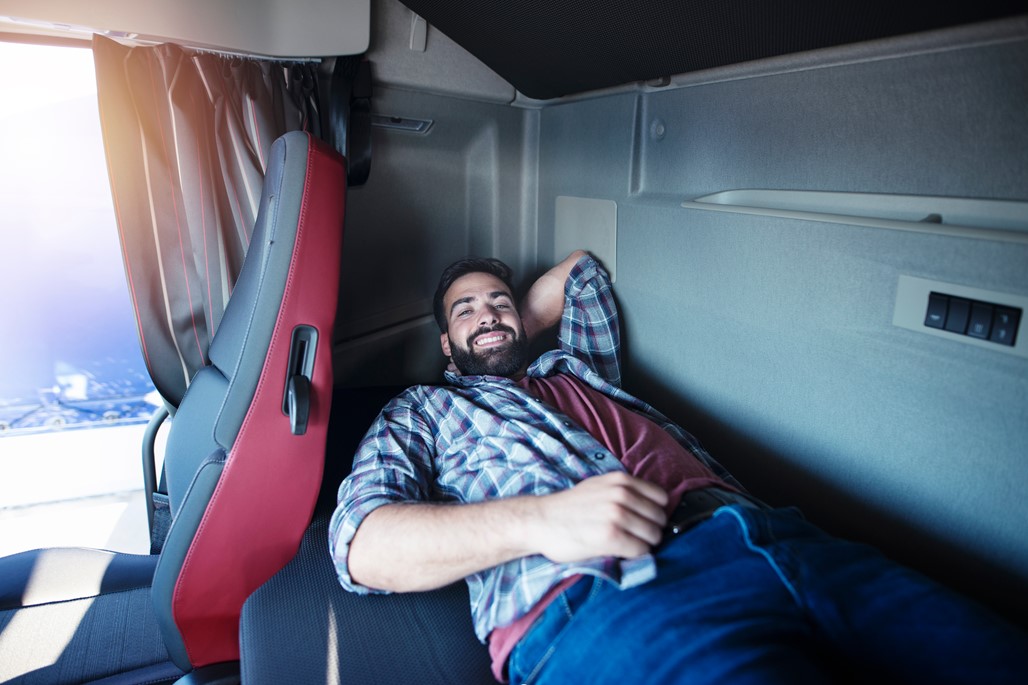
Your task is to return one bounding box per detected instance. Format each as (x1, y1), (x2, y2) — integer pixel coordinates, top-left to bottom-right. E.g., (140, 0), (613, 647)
(151, 131), (347, 670)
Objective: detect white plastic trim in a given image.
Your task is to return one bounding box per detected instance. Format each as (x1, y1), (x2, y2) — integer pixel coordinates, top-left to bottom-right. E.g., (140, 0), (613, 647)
(685, 190), (1028, 245)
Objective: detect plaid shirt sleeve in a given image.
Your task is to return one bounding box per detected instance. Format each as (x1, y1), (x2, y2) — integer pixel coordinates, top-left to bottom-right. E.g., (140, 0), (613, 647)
(559, 254), (622, 387)
(328, 389), (436, 594)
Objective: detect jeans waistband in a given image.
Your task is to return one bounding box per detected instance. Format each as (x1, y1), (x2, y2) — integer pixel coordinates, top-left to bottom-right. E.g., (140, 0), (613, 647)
(667, 487), (767, 536)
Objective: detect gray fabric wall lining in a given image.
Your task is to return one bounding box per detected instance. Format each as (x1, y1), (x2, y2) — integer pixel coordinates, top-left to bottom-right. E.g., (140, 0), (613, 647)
(367, 0), (516, 104)
(632, 39), (1028, 200)
(534, 33), (1028, 623)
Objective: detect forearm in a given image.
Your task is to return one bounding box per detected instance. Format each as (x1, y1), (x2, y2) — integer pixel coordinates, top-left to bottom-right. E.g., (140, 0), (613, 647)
(521, 250), (588, 342)
(346, 472), (668, 593)
(347, 497), (540, 592)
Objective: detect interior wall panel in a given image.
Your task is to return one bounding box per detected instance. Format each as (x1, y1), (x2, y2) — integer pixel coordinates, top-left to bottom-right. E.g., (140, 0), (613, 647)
(334, 86), (532, 385)
(634, 38), (1028, 201)
(536, 31), (1028, 624)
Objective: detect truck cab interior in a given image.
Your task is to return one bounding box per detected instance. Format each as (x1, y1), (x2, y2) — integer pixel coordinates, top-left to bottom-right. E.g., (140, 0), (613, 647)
(0, 1), (1026, 683)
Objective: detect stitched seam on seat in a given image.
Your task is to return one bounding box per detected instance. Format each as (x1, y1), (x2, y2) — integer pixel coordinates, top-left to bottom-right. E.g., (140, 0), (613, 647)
(3, 585), (153, 611)
(172, 135), (318, 666)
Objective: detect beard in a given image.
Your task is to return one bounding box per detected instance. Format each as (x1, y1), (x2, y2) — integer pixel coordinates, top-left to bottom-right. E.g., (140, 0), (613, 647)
(450, 323), (528, 377)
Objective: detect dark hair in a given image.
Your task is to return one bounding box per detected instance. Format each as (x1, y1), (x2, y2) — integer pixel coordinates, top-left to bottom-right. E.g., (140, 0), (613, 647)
(433, 257), (515, 332)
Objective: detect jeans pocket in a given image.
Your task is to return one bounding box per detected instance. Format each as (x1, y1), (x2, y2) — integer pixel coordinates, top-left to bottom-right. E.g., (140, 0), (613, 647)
(509, 577), (597, 685)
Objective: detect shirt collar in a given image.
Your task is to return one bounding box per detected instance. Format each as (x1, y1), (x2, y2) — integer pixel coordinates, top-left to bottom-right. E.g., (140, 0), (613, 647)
(441, 350), (580, 387)
(442, 370), (516, 387)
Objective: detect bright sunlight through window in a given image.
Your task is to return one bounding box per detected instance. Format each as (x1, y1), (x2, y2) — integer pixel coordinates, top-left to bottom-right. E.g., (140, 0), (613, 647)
(0, 41), (160, 556)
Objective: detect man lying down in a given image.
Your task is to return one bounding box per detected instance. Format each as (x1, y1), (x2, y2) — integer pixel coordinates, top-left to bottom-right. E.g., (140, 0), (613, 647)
(330, 250), (1027, 684)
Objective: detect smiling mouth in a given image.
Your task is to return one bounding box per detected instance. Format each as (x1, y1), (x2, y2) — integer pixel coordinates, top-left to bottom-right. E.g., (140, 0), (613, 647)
(474, 332), (508, 347)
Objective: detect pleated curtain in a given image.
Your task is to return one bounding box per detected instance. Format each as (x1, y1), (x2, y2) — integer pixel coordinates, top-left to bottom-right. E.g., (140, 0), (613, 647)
(92, 35), (320, 407)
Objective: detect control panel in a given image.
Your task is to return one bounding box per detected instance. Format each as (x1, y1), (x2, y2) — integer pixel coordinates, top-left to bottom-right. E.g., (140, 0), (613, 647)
(894, 276), (1027, 358)
(924, 292), (1020, 346)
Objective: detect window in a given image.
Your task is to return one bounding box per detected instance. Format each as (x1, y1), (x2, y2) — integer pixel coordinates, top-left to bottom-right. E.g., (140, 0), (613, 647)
(0, 41), (158, 556)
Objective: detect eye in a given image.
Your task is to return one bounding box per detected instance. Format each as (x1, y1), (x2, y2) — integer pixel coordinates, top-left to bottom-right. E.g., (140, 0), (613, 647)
(457, 309), (472, 318)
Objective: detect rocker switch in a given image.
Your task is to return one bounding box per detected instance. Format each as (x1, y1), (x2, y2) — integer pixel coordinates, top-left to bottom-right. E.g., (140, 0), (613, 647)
(967, 303), (993, 340)
(924, 293), (947, 330)
(944, 298), (970, 334)
(990, 307), (1020, 347)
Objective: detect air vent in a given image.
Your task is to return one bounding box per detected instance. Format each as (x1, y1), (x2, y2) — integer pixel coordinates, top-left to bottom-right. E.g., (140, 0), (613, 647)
(371, 114), (433, 134)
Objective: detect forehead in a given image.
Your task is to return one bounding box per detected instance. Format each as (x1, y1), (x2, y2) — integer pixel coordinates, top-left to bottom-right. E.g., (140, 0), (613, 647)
(444, 272), (513, 310)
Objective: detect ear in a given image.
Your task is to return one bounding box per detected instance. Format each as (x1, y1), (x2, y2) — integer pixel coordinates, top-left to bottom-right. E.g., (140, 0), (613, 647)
(440, 332), (452, 357)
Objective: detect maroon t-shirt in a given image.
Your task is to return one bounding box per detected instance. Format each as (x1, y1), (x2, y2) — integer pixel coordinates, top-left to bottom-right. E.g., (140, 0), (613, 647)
(489, 373), (732, 680)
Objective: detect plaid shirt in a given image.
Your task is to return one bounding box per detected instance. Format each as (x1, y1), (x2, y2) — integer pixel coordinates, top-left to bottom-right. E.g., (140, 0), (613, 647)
(329, 255), (740, 642)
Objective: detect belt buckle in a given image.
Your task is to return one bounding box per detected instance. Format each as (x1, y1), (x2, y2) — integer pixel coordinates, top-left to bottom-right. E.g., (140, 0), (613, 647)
(667, 487), (760, 536)
(669, 512), (711, 535)
(667, 488), (720, 535)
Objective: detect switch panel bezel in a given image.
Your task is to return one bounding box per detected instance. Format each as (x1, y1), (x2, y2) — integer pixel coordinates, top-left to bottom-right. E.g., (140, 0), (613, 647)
(893, 275), (1027, 358)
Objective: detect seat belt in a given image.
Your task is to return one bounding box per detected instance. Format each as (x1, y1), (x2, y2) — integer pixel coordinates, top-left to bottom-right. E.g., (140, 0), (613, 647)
(319, 56), (372, 186)
(143, 404), (172, 554)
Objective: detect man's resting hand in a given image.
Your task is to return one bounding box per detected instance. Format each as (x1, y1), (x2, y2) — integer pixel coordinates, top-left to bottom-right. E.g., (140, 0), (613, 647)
(529, 472), (668, 563)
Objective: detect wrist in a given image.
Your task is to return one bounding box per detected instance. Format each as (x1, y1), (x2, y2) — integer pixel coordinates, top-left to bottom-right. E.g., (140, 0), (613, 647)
(503, 494), (548, 558)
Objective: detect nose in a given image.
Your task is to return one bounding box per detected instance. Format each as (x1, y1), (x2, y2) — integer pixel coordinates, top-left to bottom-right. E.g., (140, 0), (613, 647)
(477, 306), (499, 327)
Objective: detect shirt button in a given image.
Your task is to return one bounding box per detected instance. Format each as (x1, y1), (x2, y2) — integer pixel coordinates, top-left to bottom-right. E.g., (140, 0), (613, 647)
(593, 452), (606, 461)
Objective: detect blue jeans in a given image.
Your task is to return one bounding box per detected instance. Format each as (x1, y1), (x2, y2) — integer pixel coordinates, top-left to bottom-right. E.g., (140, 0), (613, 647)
(508, 505), (1028, 684)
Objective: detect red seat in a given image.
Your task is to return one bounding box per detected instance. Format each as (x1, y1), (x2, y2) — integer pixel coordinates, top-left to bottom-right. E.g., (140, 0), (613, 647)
(0, 131), (347, 682)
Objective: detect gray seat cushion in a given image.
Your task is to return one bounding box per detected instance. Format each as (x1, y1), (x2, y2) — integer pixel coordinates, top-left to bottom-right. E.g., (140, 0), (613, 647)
(239, 516), (493, 685)
(0, 548), (183, 684)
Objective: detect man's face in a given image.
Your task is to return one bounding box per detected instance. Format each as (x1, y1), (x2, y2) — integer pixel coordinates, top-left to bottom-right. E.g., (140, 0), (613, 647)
(440, 272), (528, 377)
